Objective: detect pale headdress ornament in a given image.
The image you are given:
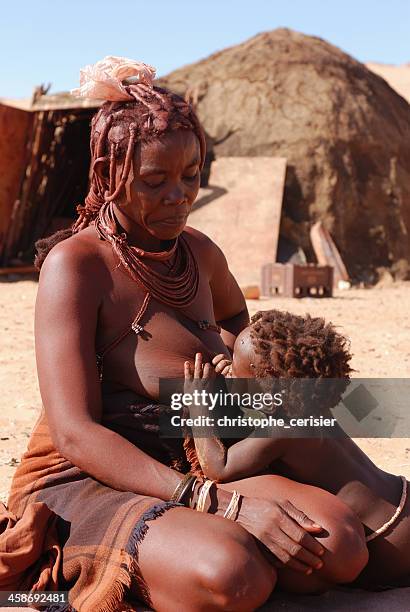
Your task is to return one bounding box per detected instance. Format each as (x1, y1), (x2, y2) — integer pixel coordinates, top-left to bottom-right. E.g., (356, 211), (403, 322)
(70, 55), (157, 101)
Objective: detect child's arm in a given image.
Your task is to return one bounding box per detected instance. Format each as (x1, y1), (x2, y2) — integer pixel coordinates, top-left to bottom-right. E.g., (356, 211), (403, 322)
(190, 434), (285, 482)
(185, 354), (285, 482)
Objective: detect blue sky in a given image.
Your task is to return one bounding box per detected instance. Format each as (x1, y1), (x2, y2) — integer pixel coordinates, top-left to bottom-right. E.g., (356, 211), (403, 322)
(1, 0), (409, 98)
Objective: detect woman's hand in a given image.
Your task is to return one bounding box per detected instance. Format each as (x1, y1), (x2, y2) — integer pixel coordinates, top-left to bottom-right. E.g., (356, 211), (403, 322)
(236, 495), (325, 575)
(212, 353), (232, 377)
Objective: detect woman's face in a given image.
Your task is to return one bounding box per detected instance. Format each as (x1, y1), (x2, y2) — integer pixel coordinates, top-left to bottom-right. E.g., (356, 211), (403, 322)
(116, 129), (201, 243)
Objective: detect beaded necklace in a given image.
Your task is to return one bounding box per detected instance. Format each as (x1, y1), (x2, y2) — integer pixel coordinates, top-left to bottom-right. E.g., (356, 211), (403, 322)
(95, 200), (199, 308)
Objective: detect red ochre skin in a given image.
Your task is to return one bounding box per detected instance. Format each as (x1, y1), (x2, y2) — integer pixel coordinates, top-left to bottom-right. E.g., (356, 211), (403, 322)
(36, 130), (368, 611)
(194, 328), (410, 589)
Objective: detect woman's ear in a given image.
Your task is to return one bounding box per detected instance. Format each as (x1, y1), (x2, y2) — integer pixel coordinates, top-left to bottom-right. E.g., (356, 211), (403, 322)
(93, 157), (127, 204)
(93, 158), (110, 183)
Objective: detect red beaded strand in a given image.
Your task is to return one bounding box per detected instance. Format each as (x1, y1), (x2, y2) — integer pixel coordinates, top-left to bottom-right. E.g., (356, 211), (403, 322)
(95, 200), (199, 308)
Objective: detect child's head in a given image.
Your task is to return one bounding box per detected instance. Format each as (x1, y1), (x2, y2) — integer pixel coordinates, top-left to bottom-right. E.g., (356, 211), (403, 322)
(231, 309), (353, 414)
(231, 309), (352, 380)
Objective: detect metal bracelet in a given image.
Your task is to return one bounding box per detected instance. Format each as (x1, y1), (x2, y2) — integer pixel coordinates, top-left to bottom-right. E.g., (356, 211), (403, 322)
(223, 490), (241, 520)
(178, 476), (199, 507)
(170, 472), (196, 504)
(196, 479), (215, 512)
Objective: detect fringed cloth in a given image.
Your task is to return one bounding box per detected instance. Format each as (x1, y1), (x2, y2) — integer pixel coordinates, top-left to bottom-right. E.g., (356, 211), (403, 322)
(1, 395), (191, 612)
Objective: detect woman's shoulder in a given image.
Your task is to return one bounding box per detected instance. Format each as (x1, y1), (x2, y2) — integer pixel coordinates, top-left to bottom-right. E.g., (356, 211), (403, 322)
(183, 226), (222, 259)
(184, 226), (229, 271)
(39, 226), (111, 292)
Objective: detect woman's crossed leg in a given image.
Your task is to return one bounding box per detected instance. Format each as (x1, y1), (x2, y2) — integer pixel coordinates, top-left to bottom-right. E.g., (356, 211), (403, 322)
(221, 474), (369, 594)
(135, 475), (369, 610)
(136, 506), (276, 611)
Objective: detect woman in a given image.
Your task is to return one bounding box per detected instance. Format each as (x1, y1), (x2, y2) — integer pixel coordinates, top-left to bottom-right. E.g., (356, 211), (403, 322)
(3, 57), (367, 611)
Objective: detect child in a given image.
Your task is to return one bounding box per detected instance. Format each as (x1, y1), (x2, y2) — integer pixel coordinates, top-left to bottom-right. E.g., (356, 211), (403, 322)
(184, 310), (410, 588)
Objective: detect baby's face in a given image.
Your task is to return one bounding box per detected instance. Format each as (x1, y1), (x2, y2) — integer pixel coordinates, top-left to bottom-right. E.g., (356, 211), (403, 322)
(230, 327), (258, 378)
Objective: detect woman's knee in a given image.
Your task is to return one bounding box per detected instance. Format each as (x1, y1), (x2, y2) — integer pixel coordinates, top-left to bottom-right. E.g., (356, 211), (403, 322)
(277, 507), (369, 596)
(195, 531), (277, 611)
(139, 510), (276, 611)
(320, 506), (369, 584)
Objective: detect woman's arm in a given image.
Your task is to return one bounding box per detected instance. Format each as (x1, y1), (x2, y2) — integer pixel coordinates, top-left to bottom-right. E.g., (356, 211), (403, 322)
(35, 240), (186, 500)
(217, 309), (250, 355)
(208, 240), (249, 352)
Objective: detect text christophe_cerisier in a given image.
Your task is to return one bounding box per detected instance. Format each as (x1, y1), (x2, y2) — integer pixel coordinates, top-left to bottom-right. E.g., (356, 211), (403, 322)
(169, 389), (337, 429)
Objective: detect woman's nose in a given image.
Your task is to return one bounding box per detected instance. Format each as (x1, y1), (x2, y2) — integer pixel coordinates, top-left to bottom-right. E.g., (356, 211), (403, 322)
(163, 185), (186, 206)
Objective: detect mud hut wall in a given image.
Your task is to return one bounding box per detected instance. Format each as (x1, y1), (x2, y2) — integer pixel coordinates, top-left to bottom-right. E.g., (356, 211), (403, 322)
(0, 104), (33, 258)
(16, 108), (94, 259)
(0, 105), (95, 265)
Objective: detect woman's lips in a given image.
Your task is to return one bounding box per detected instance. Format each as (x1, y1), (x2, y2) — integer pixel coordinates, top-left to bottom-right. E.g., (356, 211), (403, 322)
(156, 216), (187, 226)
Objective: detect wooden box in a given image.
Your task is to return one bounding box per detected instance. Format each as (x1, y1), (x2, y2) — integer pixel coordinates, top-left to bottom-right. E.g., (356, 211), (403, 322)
(261, 263), (333, 298)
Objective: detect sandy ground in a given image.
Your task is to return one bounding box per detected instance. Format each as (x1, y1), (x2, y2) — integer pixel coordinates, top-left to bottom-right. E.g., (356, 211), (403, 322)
(1, 278), (409, 501)
(0, 278), (410, 611)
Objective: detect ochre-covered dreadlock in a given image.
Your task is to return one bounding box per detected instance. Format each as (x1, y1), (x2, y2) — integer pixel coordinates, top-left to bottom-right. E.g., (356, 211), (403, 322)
(35, 85), (206, 269)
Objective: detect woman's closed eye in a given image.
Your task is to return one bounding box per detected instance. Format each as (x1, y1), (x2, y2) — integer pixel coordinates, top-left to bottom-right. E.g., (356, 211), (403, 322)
(183, 171), (199, 182)
(143, 176), (166, 188)
(143, 171), (199, 188)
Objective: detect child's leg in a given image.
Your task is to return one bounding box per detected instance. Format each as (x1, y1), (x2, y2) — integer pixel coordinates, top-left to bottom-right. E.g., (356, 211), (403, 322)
(356, 481), (410, 587)
(220, 474), (369, 594)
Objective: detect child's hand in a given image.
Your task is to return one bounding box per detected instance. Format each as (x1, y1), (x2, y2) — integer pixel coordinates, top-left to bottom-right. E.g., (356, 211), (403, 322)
(212, 353), (232, 377)
(184, 352), (216, 394)
(184, 353), (217, 418)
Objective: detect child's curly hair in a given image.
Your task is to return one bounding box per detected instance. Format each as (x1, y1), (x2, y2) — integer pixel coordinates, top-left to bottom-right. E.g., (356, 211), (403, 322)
(249, 309), (353, 415)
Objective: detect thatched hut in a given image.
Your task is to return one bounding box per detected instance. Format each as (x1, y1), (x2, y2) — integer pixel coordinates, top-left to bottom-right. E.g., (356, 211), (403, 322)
(159, 29), (410, 281)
